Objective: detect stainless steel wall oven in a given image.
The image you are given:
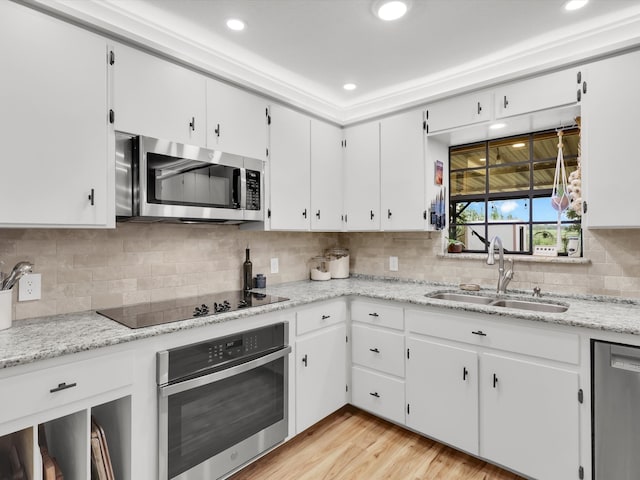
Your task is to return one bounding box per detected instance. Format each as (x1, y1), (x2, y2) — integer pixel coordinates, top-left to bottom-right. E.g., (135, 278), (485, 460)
(157, 323), (290, 480)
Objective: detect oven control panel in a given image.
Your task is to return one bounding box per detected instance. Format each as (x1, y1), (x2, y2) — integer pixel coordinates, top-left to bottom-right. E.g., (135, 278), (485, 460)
(162, 322), (286, 383)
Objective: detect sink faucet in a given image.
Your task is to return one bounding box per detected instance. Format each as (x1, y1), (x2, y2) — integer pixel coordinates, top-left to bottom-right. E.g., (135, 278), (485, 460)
(487, 236), (514, 294)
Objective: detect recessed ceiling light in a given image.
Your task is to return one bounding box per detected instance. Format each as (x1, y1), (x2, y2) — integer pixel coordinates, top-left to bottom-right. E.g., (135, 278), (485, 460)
(343, 83), (357, 91)
(374, 1), (409, 21)
(512, 142), (526, 148)
(490, 123), (506, 130)
(226, 18), (245, 31)
(564, 0), (588, 11)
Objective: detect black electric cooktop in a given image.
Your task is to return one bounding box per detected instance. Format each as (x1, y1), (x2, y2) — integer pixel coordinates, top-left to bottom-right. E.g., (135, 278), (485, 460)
(97, 290), (289, 329)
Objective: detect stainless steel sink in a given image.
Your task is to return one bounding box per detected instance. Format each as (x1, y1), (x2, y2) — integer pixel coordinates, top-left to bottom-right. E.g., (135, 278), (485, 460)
(426, 291), (569, 313)
(490, 299), (568, 313)
(427, 292), (495, 305)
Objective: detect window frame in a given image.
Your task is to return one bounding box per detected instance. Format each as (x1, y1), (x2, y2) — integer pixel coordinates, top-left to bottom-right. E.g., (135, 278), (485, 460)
(448, 128), (582, 255)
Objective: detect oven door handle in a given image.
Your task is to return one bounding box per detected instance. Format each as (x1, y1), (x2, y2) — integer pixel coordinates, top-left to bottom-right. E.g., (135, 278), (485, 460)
(159, 345), (291, 397)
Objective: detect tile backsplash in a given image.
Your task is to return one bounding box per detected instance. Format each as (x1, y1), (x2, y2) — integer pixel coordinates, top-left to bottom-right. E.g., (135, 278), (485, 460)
(1, 225), (639, 321)
(0, 224), (337, 320)
(340, 229), (640, 299)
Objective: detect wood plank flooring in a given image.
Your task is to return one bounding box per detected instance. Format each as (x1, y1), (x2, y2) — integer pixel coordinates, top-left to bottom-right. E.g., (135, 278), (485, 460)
(230, 406), (525, 480)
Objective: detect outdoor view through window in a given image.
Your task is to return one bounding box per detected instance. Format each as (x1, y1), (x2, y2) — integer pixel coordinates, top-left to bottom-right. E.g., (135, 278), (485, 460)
(448, 128), (581, 255)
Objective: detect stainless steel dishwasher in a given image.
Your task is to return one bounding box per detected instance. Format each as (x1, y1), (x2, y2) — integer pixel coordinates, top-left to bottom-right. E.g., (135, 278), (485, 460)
(593, 340), (640, 479)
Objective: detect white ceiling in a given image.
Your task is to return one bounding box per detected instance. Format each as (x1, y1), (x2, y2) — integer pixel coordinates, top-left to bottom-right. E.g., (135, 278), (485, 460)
(31, 0), (640, 122)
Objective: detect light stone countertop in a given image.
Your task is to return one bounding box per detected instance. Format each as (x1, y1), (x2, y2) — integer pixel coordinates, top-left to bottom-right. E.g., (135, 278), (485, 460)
(1, 276), (639, 370)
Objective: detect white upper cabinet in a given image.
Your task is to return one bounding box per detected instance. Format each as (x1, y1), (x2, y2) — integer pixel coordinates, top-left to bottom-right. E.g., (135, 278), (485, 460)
(206, 79), (268, 160)
(494, 68), (580, 119)
(0, 2), (112, 227)
(343, 122), (381, 231)
(581, 50), (640, 228)
(380, 109), (426, 230)
(268, 104), (311, 230)
(425, 90), (493, 133)
(113, 43), (206, 146)
(310, 120), (343, 231)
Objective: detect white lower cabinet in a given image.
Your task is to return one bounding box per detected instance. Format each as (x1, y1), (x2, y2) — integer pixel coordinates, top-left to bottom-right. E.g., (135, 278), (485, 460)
(480, 353), (580, 480)
(351, 302), (406, 425)
(351, 366), (405, 425)
(405, 307), (583, 480)
(295, 302), (348, 433)
(406, 337), (479, 455)
(0, 351), (133, 480)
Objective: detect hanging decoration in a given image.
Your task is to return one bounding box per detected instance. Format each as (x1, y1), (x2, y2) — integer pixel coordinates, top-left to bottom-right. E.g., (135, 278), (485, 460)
(551, 130), (570, 251)
(567, 116), (583, 216)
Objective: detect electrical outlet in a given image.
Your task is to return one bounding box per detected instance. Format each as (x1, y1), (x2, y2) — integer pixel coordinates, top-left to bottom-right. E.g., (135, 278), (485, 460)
(389, 256), (399, 272)
(270, 258), (279, 274)
(18, 273), (41, 301)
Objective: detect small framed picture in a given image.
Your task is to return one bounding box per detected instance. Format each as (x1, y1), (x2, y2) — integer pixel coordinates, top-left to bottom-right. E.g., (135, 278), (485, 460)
(435, 160), (443, 186)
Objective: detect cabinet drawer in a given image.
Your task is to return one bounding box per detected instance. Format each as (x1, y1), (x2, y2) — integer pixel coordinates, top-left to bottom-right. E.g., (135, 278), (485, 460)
(352, 366), (405, 425)
(351, 301), (403, 330)
(297, 301), (346, 336)
(352, 324), (405, 377)
(0, 352), (133, 424)
(406, 309), (579, 365)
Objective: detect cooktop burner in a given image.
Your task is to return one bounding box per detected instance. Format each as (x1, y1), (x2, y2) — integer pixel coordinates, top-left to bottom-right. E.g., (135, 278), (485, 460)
(97, 290), (289, 329)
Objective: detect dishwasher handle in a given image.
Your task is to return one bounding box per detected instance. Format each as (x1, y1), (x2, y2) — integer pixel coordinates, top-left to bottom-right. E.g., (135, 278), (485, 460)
(610, 344), (640, 373)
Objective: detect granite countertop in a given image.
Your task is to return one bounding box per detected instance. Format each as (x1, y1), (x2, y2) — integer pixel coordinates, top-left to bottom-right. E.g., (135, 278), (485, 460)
(1, 277), (639, 369)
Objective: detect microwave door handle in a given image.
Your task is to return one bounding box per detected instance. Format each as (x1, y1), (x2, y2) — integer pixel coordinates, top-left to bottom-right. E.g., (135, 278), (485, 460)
(238, 167), (247, 209)
(159, 345), (291, 397)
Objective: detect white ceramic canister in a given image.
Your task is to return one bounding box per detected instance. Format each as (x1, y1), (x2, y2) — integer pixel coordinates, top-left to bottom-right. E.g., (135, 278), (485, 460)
(0, 289), (12, 331)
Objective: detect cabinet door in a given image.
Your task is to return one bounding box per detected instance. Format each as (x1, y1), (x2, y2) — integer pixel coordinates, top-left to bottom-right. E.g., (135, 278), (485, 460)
(296, 324), (347, 433)
(494, 68), (580, 119)
(426, 91), (492, 133)
(480, 353), (580, 480)
(113, 43), (206, 146)
(351, 324), (405, 377)
(380, 109), (425, 231)
(581, 51), (640, 228)
(406, 338), (479, 455)
(206, 79), (268, 160)
(310, 120), (343, 231)
(343, 122), (380, 231)
(351, 366), (405, 425)
(268, 104), (311, 230)
(0, 2), (111, 227)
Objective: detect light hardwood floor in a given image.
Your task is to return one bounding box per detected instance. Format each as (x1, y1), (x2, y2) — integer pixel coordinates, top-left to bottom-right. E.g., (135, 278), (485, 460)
(230, 406), (525, 480)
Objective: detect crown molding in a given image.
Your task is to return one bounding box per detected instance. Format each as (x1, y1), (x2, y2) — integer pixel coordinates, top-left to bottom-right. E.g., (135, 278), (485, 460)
(20, 0), (640, 125)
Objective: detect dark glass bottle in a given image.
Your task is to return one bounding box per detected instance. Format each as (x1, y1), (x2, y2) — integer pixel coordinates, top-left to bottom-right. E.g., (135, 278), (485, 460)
(243, 248), (252, 291)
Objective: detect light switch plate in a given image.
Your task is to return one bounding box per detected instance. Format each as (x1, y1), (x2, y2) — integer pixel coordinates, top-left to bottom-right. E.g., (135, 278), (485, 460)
(389, 256), (399, 272)
(270, 258), (279, 274)
(18, 273), (41, 301)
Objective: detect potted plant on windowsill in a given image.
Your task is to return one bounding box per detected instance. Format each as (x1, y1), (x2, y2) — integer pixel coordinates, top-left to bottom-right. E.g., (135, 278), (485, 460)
(447, 238), (464, 253)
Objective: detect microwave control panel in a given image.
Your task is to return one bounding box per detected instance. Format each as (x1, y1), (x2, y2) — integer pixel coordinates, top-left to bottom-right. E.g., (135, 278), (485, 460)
(246, 170), (261, 210)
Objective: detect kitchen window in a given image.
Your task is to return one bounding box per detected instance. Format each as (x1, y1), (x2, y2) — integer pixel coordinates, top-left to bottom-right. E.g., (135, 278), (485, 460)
(448, 128), (581, 255)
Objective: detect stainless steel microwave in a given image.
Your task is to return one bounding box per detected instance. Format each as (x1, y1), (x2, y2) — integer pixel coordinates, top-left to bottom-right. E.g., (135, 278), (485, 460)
(115, 133), (264, 224)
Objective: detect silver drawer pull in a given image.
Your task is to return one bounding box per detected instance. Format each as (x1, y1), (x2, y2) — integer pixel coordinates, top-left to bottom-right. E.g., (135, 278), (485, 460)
(369, 392), (380, 398)
(321, 315), (331, 320)
(50, 382), (77, 393)
(369, 348), (380, 353)
(472, 330), (487, 336)
(368, 313), (379, 317)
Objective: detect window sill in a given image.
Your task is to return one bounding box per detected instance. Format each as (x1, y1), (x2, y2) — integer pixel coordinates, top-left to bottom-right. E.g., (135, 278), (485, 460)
(438, 252), (591, 265)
